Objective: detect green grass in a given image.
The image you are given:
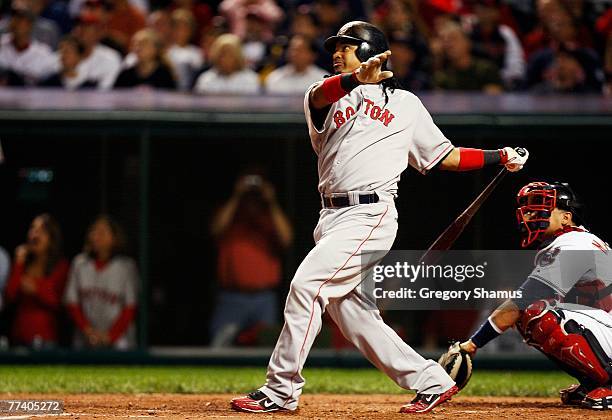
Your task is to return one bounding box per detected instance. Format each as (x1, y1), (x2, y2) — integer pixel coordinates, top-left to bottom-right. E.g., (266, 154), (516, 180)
(0, 366), (572, 397)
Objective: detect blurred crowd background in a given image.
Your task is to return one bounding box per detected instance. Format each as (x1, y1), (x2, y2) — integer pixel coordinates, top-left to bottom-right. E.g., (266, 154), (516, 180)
(0, 0), (611, 94)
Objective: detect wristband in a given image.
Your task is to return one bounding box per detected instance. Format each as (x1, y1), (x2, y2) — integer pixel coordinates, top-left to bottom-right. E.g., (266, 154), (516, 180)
(470, 317), (502, 348)
(321, 71), (361, 103)
(457, 148), (506, 171)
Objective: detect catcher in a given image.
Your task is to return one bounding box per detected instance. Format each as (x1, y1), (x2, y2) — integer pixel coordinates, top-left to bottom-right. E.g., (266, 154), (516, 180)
(446, 181), (612, 410)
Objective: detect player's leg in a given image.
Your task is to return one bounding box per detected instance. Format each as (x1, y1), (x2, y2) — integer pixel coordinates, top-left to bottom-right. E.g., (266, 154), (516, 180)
(557, 308), (612, 409)
(244, 202), (397, 411)
(519, 301), (612, 409)
(326, 289), (455, 395)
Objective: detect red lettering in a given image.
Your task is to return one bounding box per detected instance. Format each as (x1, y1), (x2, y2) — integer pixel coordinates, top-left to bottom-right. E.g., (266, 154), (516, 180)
(345, 106), (355, 119)
(333, 110), (346, 128)
(364, 99), (374, 115)
(378, 109), (395, 127)
(370, 106), (381, 120)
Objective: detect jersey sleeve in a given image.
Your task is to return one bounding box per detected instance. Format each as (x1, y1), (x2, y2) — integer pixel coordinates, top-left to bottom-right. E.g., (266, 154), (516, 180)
(303, 82), (332, 153)
(408, 98), (454, 174)
(528, 244), (594, 297)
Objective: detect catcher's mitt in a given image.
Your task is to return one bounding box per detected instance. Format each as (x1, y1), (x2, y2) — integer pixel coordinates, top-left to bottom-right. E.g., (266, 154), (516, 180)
(438, 342), (473, 390)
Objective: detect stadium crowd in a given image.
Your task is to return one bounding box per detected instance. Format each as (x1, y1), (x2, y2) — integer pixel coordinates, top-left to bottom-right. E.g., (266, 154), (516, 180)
(0, 0), (610, 94)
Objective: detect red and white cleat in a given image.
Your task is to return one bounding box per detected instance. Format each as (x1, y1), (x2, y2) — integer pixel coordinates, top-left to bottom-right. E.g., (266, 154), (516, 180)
(230, 390), (285, 413)
(399, 385), (459, 414)
(582, 386), (612, 410)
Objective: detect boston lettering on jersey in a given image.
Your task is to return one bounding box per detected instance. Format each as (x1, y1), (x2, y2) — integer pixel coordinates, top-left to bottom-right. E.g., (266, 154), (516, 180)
(333, 97), (395, 128)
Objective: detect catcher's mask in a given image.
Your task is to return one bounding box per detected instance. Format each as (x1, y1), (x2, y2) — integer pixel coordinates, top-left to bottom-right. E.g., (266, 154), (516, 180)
(516, 181), (583, 248)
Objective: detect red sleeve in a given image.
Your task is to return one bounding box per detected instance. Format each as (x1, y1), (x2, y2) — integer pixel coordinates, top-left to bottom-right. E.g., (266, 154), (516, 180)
(108, 305), (137, 343)
(31, 260), (69, 310)
(67, 303), (90, 333)
(5, 262), (25, 302)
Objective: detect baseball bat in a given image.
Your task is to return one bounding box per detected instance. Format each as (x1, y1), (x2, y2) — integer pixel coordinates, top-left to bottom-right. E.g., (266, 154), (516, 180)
(419, 148), (526, 265)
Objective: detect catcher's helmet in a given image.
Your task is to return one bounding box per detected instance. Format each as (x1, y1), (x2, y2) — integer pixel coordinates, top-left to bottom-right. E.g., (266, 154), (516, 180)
(324, 21), (389, 62)
(516, 181), (584, 247)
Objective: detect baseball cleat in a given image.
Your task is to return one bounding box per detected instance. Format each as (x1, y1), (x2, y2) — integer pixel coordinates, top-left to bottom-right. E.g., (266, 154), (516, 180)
(559, 383), (589, 406)
(582, 386), (612, 410)
(230, 390), (285, 413)
(399, 385), (459, 414)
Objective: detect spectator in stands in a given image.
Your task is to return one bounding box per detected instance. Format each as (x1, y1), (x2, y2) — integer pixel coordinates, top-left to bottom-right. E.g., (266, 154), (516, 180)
(64, 215), (138, 350)
(198, 15), (229, 66)
(372, 0), (429, 47)
(290, 5), (319, 40)
(0, 0), (60, 48)
(529, 46), (602, 93)
(0, 246), (10, 311)
(167, 8), (203, 90)
(467, 0), (525, 89)
(241, 12), (273, 70)
(194, 33), (259, 94)
(39, 35), (97, 89)
(114, 28), (177, 89)
(288, 5), (329, 72)
(4, 214), (69, 348)
(0, 3), (56, 85)
(209, 171), (293, 347)
(388, 34), (431, 91)
(264, 34), (326, 95)
(219, 0), (284, 42)
(168, 0), (213, 41)
(38, 0), (72, 35)
(148, 9), (172, 50)
(72, 11), (121, 90)
(312, 0), (346, 39)
(432, 21), (503, 93)
(104, 0), (146, 53)
(524, 0), (594, 58)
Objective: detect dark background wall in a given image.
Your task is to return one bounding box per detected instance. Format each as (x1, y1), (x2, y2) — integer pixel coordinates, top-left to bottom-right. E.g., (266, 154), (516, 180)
(0, 114), (609, 346)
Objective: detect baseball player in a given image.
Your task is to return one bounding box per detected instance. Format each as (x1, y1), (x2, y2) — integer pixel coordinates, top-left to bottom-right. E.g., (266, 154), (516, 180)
(456, 181), (612, 410)
(231, 21), (528, 414)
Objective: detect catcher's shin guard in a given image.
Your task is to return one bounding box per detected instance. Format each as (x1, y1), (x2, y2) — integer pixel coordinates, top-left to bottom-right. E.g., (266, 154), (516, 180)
(518, 300), (612, 386)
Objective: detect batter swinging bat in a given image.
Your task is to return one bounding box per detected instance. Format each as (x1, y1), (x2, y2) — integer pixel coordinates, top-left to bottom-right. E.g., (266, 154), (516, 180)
(419, 148), (526, 264)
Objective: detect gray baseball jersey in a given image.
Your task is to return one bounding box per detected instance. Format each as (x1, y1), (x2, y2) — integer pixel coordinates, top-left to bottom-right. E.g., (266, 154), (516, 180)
(529, 229), (612, 300)
(304, 83), (454, 195)
(64, 253), (138, 349)
(260, 83), (456, 410)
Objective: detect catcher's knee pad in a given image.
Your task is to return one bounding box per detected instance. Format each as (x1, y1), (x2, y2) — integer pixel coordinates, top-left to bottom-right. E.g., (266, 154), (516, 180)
(518, 300), (612, 386)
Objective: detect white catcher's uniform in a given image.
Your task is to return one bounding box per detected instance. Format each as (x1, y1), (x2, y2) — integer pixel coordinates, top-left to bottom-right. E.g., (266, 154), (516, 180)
(528, 228), (612, 358)
(260, 83), (455, 410)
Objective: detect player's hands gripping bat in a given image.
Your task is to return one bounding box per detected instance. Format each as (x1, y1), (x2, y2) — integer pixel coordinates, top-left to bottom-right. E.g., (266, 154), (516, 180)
(420, 147), (528, 265)
(355, 50), (393, 84)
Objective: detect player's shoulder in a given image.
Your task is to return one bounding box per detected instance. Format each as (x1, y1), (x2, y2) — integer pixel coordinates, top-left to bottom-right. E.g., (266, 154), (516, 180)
(548, 228), (608, 250)
(71, 253), (92, 268)
(94, 45), (121, 63)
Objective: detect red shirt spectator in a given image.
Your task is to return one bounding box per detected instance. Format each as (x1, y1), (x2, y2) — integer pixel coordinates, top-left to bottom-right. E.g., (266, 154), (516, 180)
(217, 213), (282, 291)
(5, 214), (68, 347)
(6, 259), (69, 345)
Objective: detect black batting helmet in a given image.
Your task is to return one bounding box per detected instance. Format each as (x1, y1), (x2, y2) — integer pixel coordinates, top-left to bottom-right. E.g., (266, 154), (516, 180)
(324, 21), (389, 62)
(516, 181), (584, 247)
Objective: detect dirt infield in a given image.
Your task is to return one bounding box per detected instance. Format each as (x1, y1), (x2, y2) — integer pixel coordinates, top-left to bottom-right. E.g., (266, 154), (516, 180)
(2, 393), (611, 419)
